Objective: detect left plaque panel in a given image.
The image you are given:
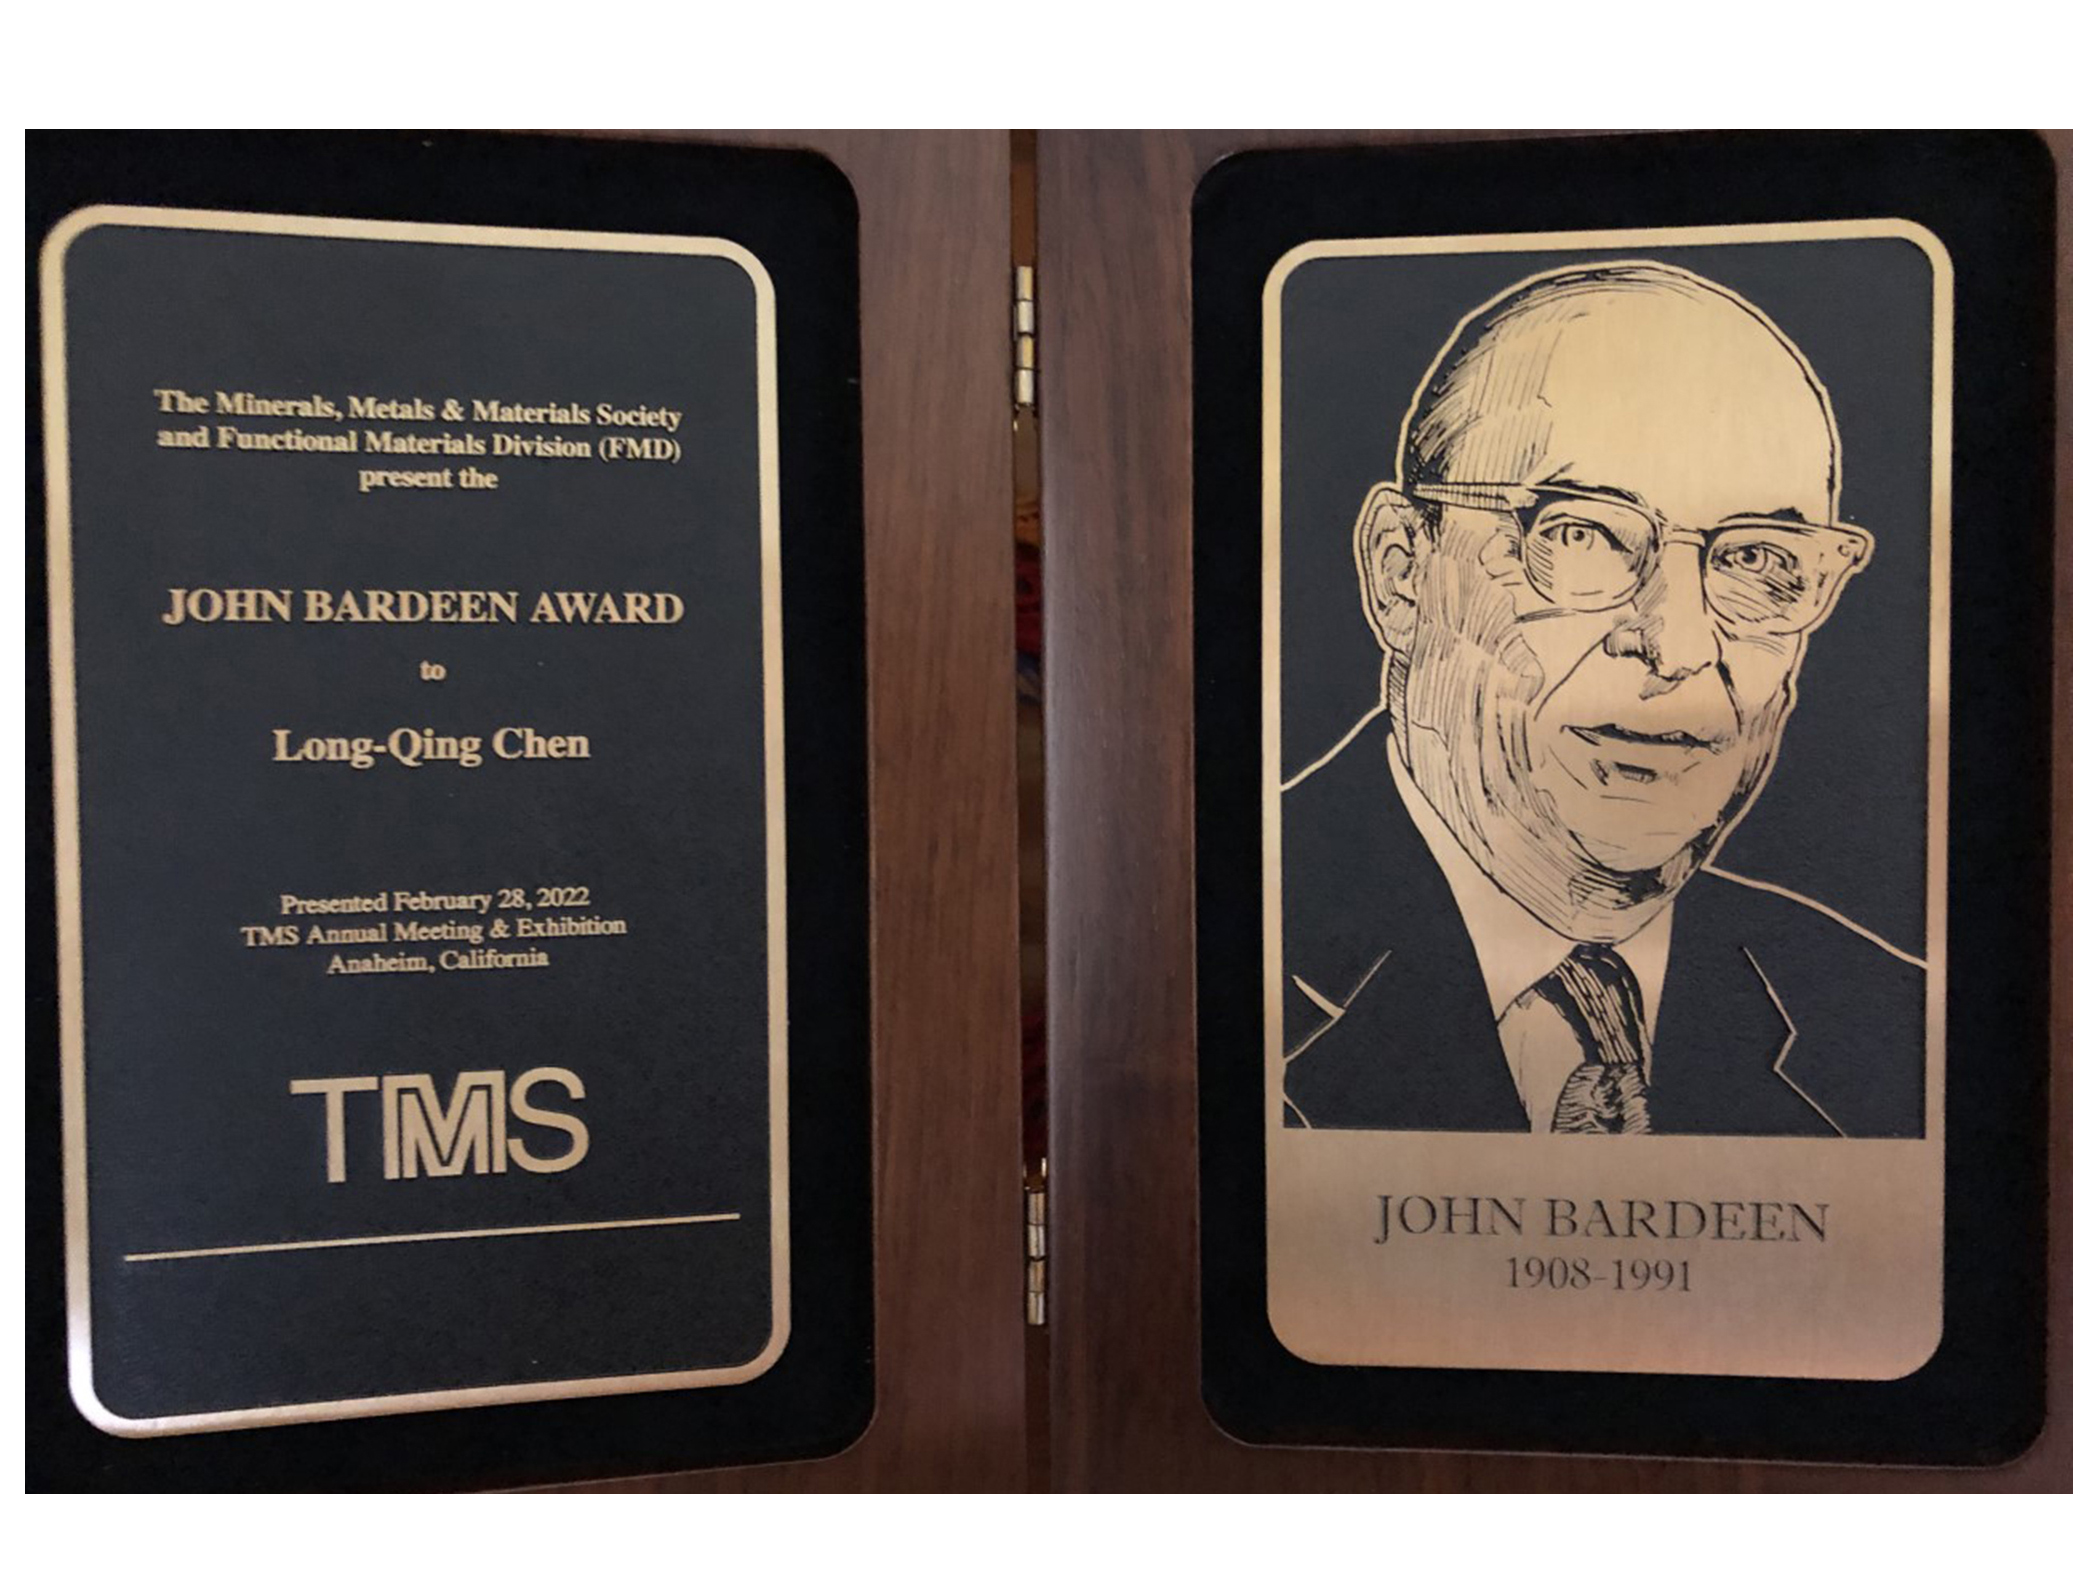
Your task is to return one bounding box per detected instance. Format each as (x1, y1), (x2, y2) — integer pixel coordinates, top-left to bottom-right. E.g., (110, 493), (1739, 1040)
(33, 137), (871, 1486)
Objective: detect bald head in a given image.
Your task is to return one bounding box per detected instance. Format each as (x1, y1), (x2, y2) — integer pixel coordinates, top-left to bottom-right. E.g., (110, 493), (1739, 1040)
(1402, 262), (1840, 532)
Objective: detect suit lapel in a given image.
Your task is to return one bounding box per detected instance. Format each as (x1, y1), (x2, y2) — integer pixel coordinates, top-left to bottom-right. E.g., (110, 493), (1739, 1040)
(1296, 940), (1527, 1130)
(1650, 879), (1840, 1136)
(1282, 728), (1525, 1131)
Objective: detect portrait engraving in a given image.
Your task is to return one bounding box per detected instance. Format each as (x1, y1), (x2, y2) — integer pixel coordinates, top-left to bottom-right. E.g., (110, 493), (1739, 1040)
(1281, 260), (1919, 1138)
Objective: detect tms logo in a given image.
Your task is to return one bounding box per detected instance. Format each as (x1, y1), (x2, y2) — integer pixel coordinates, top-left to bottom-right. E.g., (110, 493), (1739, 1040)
(288, 1067), (589, 1183)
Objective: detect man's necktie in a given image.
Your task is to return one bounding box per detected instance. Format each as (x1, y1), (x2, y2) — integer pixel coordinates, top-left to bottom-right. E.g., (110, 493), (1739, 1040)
(1534, 944), (1653, 1135)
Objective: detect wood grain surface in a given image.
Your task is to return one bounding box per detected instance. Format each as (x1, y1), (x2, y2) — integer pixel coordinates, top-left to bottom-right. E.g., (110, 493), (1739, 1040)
(1037, 129), (2071, 1492)
(577, 130), (1027, 1492)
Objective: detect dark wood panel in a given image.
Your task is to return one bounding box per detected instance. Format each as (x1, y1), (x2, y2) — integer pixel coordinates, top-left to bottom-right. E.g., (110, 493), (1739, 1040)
(1038, 129), (2070, 1491)
(577, 130), (1026, 1492)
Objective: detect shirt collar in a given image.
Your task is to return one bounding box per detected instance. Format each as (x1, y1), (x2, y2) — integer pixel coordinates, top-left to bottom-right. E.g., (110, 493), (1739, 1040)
(1382, 724), (1671, 1035)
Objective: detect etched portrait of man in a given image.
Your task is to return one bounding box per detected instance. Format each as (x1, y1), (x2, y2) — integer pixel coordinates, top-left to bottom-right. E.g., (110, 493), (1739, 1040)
(1280, 260), (1927, 1138)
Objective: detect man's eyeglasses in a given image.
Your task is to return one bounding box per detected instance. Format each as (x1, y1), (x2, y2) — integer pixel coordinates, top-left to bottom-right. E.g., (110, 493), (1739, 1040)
(1408, 482), (1874, 637)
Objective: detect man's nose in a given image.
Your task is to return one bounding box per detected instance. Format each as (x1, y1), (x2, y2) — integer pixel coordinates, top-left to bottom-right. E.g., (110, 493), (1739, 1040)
(1600, 541), (1720, 683)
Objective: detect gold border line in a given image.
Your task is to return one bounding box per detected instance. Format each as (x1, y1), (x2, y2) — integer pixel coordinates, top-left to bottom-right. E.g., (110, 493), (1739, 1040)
(1261, 217), (1953, 1378)
(42, 204), (792, 1437)
(125, 1212), (742, 1263)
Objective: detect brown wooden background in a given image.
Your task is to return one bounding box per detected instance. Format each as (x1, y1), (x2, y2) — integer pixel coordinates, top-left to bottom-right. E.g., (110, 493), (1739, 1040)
(579, 131), (1030, 1493)
(1037, 129), (2071, 1492)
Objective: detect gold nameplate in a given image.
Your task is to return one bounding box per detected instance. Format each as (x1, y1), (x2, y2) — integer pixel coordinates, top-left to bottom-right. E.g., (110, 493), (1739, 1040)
(1264, 221), (1948, 1378)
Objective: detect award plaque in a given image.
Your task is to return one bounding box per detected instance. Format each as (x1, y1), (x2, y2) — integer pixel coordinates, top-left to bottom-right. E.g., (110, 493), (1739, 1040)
(1193, 134), (2055, 1462)
(31, 133), (872, 1489)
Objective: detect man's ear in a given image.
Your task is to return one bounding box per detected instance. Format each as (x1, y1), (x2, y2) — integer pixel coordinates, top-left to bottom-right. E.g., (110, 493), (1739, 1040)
(1354, 483), (1427, 652)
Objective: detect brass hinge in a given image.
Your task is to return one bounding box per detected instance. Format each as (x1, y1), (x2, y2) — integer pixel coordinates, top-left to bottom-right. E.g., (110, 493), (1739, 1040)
(1024, 1158), (1047, 1326)
(1013, 264), (1038, 411)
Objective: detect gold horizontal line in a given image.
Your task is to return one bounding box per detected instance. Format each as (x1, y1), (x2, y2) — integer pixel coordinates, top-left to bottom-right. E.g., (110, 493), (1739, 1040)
(124, 1212), (741, 1263)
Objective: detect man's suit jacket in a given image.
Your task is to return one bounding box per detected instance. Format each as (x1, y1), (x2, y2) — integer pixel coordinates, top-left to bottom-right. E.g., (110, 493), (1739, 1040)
(1281, 722), (1926, 1137)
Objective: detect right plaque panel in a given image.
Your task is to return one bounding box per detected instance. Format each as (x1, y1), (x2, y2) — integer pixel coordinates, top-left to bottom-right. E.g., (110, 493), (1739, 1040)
(1192, 133), (2056, 1464)
(1264, 223), (1946, 1380)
